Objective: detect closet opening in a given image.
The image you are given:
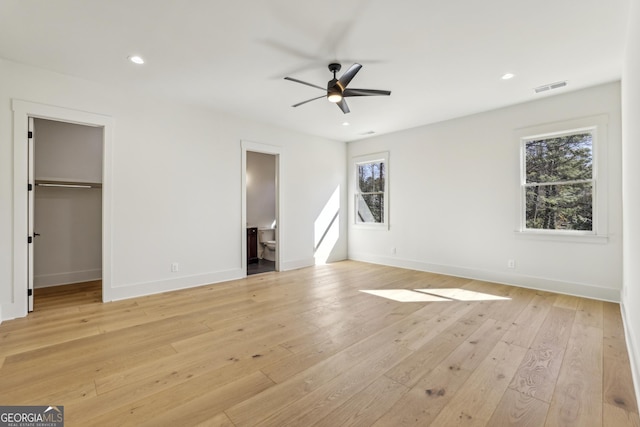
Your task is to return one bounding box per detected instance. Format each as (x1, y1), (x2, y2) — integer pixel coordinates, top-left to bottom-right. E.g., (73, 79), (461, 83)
(30, 118), (104, 311)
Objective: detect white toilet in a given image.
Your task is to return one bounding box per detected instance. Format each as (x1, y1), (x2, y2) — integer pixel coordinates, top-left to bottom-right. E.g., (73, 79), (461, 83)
(258, 228), (276, 261)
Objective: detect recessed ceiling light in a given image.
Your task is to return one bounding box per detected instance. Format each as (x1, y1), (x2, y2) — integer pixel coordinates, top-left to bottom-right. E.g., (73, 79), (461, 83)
(128, 55), (145, 65)
(342, 122), (350, 126)
(501, 73), (515, 80)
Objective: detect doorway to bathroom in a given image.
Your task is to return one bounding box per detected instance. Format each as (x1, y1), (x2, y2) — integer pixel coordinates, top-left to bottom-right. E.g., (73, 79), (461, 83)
(242, 141), (281, 276)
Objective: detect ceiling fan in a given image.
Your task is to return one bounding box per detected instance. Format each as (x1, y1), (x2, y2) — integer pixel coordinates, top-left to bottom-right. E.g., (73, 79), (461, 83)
(285, 63), (391, 114)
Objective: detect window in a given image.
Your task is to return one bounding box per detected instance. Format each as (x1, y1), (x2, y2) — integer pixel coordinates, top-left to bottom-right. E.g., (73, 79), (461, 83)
(354, 152), (388, 226)
(521, 128), (595, 232)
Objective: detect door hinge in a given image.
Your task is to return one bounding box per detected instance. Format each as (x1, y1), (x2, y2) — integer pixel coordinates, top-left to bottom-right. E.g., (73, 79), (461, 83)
(28, 236), (32, 244)
(28, 183), (33, 191)
(28, 289), (33, 297)
(28, 131), (33, 139)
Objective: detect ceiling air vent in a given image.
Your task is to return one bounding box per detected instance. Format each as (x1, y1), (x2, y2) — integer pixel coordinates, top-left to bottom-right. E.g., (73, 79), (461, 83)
(534, 81), (567, 94)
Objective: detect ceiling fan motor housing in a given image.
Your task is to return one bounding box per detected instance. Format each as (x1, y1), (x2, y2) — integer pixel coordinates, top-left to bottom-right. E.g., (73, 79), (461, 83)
(328, 63), (342, 74)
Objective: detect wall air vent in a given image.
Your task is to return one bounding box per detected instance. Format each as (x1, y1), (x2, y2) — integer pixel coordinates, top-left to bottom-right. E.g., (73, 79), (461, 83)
(534, 81), (567, 94)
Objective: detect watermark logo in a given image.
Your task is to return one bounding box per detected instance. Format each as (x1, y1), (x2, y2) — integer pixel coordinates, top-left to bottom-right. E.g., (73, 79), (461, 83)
(0, 406), (64, 427)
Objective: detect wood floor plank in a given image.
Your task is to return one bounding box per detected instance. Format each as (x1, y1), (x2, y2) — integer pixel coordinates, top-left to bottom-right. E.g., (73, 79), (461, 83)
(261, 302), (421, 384)
(253, 342), (413, 427)
(429, 340), (528, 426)
(0, 322), (102, 358)
(69, 347), (283, 425)
(395, 304), (476, 351)
(603, 403), (640, 427)
(312, 376), (410, 427)
(604, 355), (640, 414)
(372, 318), (509, 426)
(0, 318), (209, 390)
(94, 342), (290, 395)
(553, 294), (581, 310)
(509, 306), (576, 403)
(0, 262), (636, 426)
(575, 297), (603, 329)
(487, 388), (550, 427)
(502, 293), (556, 348)
(85, 371), (274, 427)
(279, 297), (412, 354)
(545, 323), (603, 427)
(384, 316), (484, 387)
(193, 412), (236, 427)
(225, 312), (430, 426)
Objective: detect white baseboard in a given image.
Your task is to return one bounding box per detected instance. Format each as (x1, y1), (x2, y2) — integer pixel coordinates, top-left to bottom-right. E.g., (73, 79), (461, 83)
(620, 298), (640, 413)
(34, 269), (102, 288)
(107, 268), (244, 302)
(280, 257), (315, 272)
(348, 253), (621, 302)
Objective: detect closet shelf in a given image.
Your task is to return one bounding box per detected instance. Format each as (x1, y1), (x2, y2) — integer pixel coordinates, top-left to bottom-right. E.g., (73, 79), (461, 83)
(35, 180), (102, 189)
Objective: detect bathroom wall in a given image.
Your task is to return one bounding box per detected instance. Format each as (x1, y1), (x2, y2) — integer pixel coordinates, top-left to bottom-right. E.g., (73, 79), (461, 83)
(246, 151), (276, 229)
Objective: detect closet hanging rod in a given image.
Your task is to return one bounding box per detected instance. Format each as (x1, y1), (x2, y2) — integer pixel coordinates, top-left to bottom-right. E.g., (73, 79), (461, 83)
(35, 181), (102, 189)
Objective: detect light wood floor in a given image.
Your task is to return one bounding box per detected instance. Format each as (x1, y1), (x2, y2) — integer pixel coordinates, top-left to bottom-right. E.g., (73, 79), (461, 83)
(0, 261), (638, 426)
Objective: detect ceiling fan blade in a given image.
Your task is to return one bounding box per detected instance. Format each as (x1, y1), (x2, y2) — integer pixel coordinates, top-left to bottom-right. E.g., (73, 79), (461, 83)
(343, 88), (391, 97)
(284, 77), (326, 91)
(337, 63), (362, 90)
(292, 95), (325, 107)
(337, 98), (350, 114)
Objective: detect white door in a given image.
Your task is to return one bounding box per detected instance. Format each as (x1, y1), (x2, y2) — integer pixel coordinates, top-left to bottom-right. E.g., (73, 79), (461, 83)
(27, 117), (35, 311)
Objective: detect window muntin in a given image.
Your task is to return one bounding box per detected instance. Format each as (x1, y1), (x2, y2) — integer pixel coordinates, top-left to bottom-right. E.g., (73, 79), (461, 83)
(354, 153), (388, 226)
(522, 129), (595, 232)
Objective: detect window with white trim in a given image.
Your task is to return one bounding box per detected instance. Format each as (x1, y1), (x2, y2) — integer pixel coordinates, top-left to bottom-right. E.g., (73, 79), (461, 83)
(354, 152), (388, 226)
(521, 128), (595, 232)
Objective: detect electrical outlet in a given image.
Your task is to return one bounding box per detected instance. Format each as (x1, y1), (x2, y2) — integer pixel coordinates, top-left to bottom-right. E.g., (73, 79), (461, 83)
(391, 247), (397, 255)
(171, 262), (179, 272)
(507, 259), (516, 269)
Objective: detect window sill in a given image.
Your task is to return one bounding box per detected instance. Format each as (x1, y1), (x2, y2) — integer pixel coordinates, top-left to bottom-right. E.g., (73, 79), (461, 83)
(514, 230), (608, 244)
(353, 223), (389, 230)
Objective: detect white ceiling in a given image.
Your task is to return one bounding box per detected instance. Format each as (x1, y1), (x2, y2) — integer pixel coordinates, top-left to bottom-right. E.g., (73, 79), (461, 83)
(0, 0), (630, 142)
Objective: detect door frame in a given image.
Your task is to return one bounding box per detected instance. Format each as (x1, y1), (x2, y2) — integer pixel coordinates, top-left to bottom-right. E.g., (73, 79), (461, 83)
(241, 140), (283, 275)
(10, 100), (113, 318)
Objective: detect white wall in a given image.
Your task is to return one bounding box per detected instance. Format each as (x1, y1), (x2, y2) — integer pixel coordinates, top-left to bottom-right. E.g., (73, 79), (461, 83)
(34, 118), (103, 183)
(348, 82), (622, 301)
(34, 186), (102, 287)
(621, 0), (640, 404)
(246, 151), (276, 229)
(0, 58), (348, 320)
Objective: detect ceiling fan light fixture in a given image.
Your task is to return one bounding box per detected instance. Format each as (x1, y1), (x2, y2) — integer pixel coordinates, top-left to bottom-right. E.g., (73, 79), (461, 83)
(327, 90), (342, 103)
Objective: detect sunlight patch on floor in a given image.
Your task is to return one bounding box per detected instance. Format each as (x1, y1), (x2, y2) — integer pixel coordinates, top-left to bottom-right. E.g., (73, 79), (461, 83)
(359, 289), (450, 302)
(414, 288), (511, 301)
(360, 288), (511, 302)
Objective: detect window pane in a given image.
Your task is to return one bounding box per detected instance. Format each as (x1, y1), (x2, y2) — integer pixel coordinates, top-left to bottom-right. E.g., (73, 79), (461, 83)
(356, 194), (384, 223)
(525, 133), (592, 183)
(358, 162), (385, 193)
(525, 183), (593, 230)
